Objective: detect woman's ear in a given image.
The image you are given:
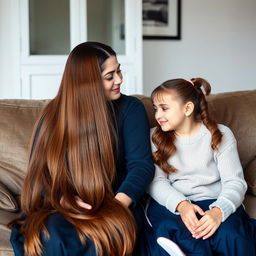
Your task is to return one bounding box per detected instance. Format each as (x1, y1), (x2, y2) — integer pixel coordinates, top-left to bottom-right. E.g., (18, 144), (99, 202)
(184, 101), (194, 117)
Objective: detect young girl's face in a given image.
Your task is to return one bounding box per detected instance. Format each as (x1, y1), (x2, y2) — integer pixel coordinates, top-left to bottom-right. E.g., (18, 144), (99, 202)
(101, 55), (123, 100)
(153, 92), (186, 132)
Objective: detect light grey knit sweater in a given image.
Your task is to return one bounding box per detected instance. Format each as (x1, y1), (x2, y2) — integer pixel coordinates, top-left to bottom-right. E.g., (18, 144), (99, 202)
(149, 124), (247, 222)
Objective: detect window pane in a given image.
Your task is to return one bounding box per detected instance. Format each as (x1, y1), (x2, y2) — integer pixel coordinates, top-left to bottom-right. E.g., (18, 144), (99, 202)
(29, 0), (70, 55)
(87, 0), (125, 55)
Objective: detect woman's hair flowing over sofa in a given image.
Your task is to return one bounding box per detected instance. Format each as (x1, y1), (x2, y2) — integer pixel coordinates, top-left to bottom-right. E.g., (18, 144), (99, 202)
(10, 42), (136, 256)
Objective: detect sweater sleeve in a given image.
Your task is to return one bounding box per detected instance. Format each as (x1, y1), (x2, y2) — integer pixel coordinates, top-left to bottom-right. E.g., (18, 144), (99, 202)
(209, 126), (247, 222)
(149, 129), (189, 214)
(149, 163), (190, 214)
(117, 97), (155, 204)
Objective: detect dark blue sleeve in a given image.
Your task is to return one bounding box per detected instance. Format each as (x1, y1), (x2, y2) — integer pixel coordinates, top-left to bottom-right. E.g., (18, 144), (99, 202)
(10, 225), (25, 256)
(117, 97), (155, 204)
(10, 214), (97, 256)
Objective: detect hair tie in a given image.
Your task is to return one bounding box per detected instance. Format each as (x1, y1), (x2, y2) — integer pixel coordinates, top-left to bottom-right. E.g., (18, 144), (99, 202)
(186, 79), (194, 86)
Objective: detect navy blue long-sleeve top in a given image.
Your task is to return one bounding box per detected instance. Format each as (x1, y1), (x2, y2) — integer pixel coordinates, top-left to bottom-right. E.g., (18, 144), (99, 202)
(113, 94), (154, 203)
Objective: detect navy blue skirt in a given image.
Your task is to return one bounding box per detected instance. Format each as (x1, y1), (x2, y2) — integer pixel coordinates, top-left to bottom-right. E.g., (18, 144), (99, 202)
(145, 199), (256, 256)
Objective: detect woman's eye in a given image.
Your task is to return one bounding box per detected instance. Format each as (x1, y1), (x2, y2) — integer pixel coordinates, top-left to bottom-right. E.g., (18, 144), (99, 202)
(162, 108), (168, 111)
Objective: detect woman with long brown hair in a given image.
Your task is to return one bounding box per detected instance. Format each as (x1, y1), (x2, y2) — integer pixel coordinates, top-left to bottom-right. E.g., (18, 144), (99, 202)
(146, 78), (256, 255)
(9, 42), (154, 256)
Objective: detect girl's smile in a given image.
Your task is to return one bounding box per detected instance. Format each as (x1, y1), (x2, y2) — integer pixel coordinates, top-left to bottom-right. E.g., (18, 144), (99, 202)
(153, 92), (186, 133)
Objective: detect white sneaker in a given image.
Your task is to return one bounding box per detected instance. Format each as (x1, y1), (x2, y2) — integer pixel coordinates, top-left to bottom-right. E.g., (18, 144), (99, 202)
(157, 237), (185, 256)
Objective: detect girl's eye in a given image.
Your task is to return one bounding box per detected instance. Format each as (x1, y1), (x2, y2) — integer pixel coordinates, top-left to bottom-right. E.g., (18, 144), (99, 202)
(105, 76), (113, 81)
(162, 108), (168, 111)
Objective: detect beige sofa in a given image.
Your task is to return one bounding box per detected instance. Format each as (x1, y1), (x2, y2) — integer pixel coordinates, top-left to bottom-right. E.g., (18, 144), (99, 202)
(0, 91), (256, 255)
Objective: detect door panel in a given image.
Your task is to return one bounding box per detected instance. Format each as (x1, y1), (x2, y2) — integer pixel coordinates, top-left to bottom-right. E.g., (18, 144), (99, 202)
(21, 65), (64, 99)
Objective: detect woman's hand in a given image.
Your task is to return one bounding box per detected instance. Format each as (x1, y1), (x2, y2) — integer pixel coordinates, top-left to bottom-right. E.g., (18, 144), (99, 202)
(115, 192), (132, 207)
(193, 207), (222, 240)
(60, 196), (92, 210)
(176, 200), (205, 235)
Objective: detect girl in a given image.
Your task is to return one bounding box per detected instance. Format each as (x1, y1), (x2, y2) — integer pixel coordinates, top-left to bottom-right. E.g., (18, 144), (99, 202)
(146, 78), (256, 255)
(9, 42), (154, 256)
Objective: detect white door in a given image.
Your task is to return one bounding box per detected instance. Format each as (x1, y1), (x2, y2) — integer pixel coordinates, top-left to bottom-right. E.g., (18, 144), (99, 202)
(20, 0), (86, 99)
(19, 0), (142, 99)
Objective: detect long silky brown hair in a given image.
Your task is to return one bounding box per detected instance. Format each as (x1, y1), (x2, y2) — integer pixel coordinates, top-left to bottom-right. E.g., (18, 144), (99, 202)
(152, 78), (223, 174)
(10, 42), (136, 256)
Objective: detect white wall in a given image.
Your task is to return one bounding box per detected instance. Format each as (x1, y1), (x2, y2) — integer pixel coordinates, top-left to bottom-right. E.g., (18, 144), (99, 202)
(143, 0), (256, 96)
(1, 0), (256, 98)
(0, 0), (20, 98)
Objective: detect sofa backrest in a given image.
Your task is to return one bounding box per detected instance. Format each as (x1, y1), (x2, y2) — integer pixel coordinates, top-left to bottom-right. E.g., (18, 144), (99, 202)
(0, 100), (48, 211)
(0, 90), (255, 213)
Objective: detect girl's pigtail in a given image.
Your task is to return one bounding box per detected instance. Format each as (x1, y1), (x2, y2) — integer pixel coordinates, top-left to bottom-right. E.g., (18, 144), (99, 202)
(152, 127), (177, 174)
(192, 78), (222, 150)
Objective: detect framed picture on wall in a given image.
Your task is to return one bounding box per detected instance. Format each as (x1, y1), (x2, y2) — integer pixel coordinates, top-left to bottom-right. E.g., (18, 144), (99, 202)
(143, 0), (181, 40)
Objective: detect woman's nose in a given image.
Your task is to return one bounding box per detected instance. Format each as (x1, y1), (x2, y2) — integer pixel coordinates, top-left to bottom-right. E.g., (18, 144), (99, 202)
(114, 72), (122, 85)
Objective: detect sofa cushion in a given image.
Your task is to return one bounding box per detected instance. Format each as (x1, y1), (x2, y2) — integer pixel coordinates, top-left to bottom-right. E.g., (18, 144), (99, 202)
(133, 95), (158, 128)
(244, 157), (256, 195)
(0, 182), (17, 212)
(0, 100), (47, 200)
(206, 90), (256, 195)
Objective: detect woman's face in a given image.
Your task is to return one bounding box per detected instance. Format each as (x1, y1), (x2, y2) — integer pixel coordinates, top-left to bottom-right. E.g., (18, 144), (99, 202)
(101, 55), (123, 100)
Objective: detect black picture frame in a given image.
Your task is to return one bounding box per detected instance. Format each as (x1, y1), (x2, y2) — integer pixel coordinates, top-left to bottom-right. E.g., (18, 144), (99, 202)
(143, 0), (181, 40)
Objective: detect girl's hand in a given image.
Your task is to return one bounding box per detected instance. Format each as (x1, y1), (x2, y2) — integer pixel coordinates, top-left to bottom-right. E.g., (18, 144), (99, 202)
(176, 201), (205, 234)
(60, 196), (92, 210)
(193, 207), (222, 240)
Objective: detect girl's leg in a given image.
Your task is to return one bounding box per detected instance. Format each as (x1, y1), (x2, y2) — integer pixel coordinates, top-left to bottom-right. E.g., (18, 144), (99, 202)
(146, 199), (212, 256)
(209, 205), (256, 256)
